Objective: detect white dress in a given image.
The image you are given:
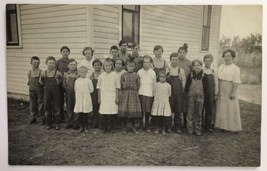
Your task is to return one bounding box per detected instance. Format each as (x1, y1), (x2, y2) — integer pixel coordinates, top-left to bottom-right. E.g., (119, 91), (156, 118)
(74, 77), (94, 113)
(97, 71), (120, 115)
(78, 59), (95, 78)
(151, 82), (172, 117)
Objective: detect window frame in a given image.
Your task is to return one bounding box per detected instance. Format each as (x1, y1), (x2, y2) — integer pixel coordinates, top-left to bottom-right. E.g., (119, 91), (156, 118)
(121, 5), (140, 48)
(201, 5), (212, 51)
(6, 4), (22, 49)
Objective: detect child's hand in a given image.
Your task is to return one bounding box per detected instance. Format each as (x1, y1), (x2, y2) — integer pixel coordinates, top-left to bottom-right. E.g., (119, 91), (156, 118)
(229, 93), (236, 100)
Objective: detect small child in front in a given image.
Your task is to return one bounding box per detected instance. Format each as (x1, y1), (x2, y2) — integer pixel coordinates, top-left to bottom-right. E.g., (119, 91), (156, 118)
(74, 66), (94, 133)
(151, 72), (172, 134)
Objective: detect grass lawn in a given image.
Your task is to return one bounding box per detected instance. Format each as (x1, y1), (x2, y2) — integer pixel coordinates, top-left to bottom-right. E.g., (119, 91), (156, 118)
(7, 98), (261, 166)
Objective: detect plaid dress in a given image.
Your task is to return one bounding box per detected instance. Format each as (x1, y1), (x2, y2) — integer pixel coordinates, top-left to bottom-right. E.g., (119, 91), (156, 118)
(118, 72), (142, 118)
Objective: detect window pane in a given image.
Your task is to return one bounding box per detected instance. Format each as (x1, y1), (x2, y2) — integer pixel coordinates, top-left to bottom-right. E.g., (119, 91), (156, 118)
(202, 27), (210, 50)
(133, 13), (139, 44)
(10, 13), (18, 43)
(123, 5), (136, 11)
(203, 6), (209, 26)
(123, 11), (133, 43)
(6, 4), (16, 11)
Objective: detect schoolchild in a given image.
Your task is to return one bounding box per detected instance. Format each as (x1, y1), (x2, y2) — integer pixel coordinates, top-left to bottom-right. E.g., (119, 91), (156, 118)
(184, 59), (205, 135)
(167, 52), (186, 133)
(27, 56), (44, 124)
(64, 59), (79, 129)
(39, 56), (63, 130)
(97, 59), (120, 133)
(151, 72), (172, 135)
(90, 59), (103, 129)
(78, 46), (95, 78)
(118, 60), (142, 134)
(202, 54), (218, 132)
(56, 46), (71, 122)
(137, 55), (156, 131)
(74, 66), (94, 133)
(152, 45), (169, 78)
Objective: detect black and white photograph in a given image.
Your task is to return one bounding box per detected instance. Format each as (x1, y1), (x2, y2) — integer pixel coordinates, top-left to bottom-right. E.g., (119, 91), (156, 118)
(1, 0), (265, 169)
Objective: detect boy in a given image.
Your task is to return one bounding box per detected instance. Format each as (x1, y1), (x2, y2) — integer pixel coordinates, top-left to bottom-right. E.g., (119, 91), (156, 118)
(118, 40), (131, 63)
(110, 45), (119, 59)
(27, 56), (44, 124)
(40, 56), (63, 130)
(131, 43), (143, 72)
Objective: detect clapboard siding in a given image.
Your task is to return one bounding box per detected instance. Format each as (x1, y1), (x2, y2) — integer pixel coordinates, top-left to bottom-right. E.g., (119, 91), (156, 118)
(141, 5), (221, 62)
(7, 4), (89, 95)
(93, 5), (120, 59)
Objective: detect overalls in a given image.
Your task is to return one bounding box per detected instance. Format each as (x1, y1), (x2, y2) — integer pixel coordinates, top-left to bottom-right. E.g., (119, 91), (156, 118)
(167, 67), (183, 130)
(29, 70), (44, 120)
(187, 73), (204, 134)
(44, 70), (61, 127)
(203, 70), (215, 129)
(65, 73), (78, 127)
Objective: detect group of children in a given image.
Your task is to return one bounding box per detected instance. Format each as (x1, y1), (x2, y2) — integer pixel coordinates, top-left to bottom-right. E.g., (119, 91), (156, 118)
(27, 40), (218, 136)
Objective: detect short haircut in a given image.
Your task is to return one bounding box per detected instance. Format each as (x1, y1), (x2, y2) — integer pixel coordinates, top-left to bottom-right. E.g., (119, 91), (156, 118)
(110, 45), (119, 52)
(203, 54), (214, 62)
(119, 39), (128, 46)
(192, 59), (203, 66)
(222, 49), (236, 58)
(60, 46), (70, 53)
(46, 56), (56, 64)
(170, 52), (179, 60)
(153, 45), (164, 52)
(30, 56), (40, 64)
(92, 59), (102, 67)
(68, 58), (77, 64)
(178, 43), (188, 53)
(131, 43), (138, 48)
(143, 55), (153, 64)
(126, 59), (136, 66)
(83, 46), (94, 56)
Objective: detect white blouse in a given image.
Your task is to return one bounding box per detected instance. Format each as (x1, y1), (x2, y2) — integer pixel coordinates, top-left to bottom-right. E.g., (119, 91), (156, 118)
(218, 63), (241, 83)
(137, 68), (156, 97)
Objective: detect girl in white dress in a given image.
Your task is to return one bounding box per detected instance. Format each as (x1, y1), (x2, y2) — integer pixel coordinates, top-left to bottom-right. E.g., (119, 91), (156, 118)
(97, 59), (120, 133)
(151, 72), (172, 134)
(74, 66), (94, 133)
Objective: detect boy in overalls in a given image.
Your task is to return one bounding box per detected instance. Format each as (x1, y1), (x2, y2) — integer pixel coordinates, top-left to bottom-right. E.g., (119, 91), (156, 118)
(27, 56), (44, 124)
(40, 56), (63, 130)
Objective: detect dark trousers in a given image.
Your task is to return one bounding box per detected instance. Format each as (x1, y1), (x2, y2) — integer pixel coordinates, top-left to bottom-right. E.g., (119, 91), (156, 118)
(44, 87), (60, 126)
(59, 85), (65, 122)
(29, 88), (44, 119)
(102, 114), (116, 132)
(78, 113), (89, 131)
(203, 93), (215, 129)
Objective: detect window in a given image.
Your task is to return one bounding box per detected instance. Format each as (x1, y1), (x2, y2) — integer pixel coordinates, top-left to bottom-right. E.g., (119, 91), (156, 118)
(201, 5), (212, 51)
(122, 5), (140, 47)
(6, 4), (20, 47)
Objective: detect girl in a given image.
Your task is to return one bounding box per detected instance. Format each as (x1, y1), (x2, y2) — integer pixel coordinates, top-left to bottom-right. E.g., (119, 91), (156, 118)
(39, 56), (63, 130)
(78, 46), (95, 78)
(177, 43), (192, 128)
(137, 55), (156, 131)
(151, 72), (172, 135)
(97, 59), (120, 133)
(56, 46), (71, 123)
(202, 54), (218, 132)
(215, 50), (242, 132)
(64, 59), (79, 129)
(90, 59), (103, 129)
(118, 60), (142, 134)
(114, 58), (126, 128)
(152, 45), (169, 78)
(167, 53), (186, 133)
(74, 66), (94, 133)
(27, 56), (44, 125)
(184, 59), (204, 136)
